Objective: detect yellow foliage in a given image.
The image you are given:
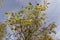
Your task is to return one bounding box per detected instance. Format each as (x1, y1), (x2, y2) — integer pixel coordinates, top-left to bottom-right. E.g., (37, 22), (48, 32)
(35, 5), (41, 10)
(35, 5), (46, 11)
(15, 18), (24, 24)
(26, 5), (33, 10)
(43, 34), (53, 40)
(32, 10), (39, 14)
(19, 10), (24, 14)
(36, 21), (41, 26)
(40, 17), (45, 20)
(4, 0), (56, 40)
(47, 35), (53, 40)
(51, 22), (56, 28)
(0, 23), (7, 40)
(15, 18), (21, 24)
(24, 19), (32, 26)
(5, 12), (10, 14)
(40, 6), (46, 11)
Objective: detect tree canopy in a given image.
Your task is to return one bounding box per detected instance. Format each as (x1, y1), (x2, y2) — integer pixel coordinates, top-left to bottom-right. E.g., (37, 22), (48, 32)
(0, 0), (56, 40)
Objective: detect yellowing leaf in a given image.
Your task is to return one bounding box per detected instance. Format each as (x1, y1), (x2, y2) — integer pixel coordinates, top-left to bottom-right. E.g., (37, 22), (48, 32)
(19, 10), (24, 14)
(47, 35), (53, 40)
(35, 5), (46, 11)
(40, 17), (45, 20)
(24, 19), (32, 26)
(50, 22), (56, 28)
(42, 14), (46, 17)
(26, 5), (33, 10)
(15, 18), (21, 24)
(35, 6), (41, 10)
(36, 21), (41, 26)
(40, 6), (46, 11)
(11, 28), (15, 30)
(5, 12), (10, 14)
(15, 18), (24, 24)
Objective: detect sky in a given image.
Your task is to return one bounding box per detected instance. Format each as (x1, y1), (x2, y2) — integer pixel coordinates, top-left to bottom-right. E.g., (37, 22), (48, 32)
(0, 0), (60, 39)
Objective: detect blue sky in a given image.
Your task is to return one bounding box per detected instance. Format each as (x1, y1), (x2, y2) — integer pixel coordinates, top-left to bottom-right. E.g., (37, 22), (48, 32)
(0, 0), (60, 39)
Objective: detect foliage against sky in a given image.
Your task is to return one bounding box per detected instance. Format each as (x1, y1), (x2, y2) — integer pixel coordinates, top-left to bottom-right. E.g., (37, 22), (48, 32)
(3, 0), (57, 40)
(0, 0), (58, 39)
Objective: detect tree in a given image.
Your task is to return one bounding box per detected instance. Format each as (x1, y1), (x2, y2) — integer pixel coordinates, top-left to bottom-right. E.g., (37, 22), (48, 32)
(4, 0), (56, 40)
